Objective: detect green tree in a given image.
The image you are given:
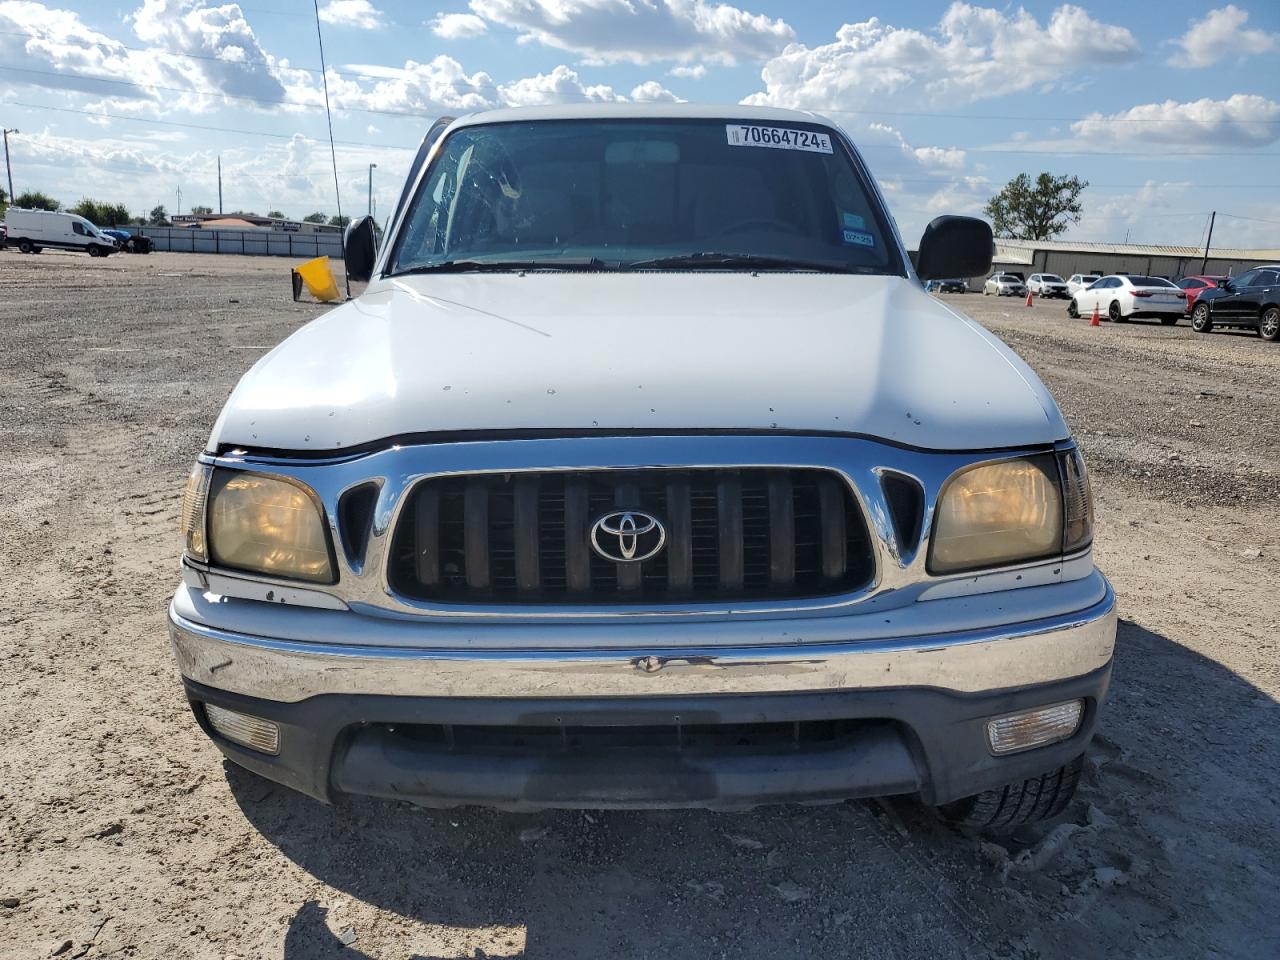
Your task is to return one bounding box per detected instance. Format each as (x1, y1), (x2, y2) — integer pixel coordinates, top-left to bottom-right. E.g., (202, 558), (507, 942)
(984, 172), (1088, 240)
(148, 205), (170, 226)
(329, 214), (350, 228)
(303, 211), (327, 223)
(15, 190), (59, 211)
(267, 210), (286, 219)
(68, 199), (132, 226)
(190, 204), (213, 215)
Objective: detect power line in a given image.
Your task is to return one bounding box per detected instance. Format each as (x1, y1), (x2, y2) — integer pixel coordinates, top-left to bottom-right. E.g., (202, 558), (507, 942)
(1216, 212), (1280, 227)
(5, 27), (1280, 129)
(7, 100), (416, 149)
(0, 64), (444, 123)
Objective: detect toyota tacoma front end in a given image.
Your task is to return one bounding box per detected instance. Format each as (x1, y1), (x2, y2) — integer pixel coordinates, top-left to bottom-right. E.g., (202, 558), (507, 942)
(169, 105), (1114, 831)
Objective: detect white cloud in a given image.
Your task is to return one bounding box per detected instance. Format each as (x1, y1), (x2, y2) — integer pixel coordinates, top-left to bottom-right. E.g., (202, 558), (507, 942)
(0, 0), (302, 111)
(630, 80), (681, 102)
(497, 64), (621, 106)
(324, 55), (500, 113)
(128, 0), (293, 104)
(1071, 95), (1280, 148)
(867, 122), (966, 171)
(469, 0), (794, 65)
(430, 11), (488, 39)
(1068, 181), (1193, 243)
(318, 1), (383, 29)
(744, 3), (1139, 111)
(1175, 6), (1274, 68)
(669, 64), (707, 79)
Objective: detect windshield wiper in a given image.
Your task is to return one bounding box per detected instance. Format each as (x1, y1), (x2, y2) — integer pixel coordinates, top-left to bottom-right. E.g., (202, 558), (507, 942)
(392, 257), (616, 276)
(624, 252), (853, 273)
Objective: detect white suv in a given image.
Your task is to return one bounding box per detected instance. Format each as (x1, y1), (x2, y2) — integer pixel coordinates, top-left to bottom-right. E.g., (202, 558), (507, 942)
(1028, 273), (1069, 298)
(169, 105), (1113, 832)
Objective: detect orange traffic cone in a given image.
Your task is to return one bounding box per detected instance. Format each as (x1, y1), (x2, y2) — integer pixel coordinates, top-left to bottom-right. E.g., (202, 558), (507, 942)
(1025, 289), (1034, 307)
(1090, 304), (1100, 326)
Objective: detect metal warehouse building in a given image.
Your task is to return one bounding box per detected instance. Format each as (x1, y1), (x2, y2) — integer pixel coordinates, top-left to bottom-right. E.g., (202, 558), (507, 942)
(991, 239), (1280, 283)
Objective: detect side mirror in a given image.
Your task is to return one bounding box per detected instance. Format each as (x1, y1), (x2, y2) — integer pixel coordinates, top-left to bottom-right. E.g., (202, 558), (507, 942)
(915, 215), (993, 281)
(344, 216), (378, 283)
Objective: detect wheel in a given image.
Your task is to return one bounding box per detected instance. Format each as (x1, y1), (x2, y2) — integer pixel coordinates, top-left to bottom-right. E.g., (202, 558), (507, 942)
(1191, 302), (1213, 333)
(938, 755), (1083, 833)
(87, 245), (103, 257)
(1261, 306), (1280, 342)
(983, 288), (990, 296)
(1067, 299), (1079, 319)
(18, 239), (33, 254)
(1160, 315), (1178, 326)
(1108, 300), (1123, 323)
(125, 239), (136, 253)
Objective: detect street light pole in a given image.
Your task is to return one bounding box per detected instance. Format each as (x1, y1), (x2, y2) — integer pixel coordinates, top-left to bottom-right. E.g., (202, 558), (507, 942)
(3, 128), (18, 205)
(367, 163), (376, 218)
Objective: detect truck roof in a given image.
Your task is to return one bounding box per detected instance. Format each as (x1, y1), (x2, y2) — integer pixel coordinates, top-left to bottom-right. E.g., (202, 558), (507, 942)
(449, 102), (836, 130)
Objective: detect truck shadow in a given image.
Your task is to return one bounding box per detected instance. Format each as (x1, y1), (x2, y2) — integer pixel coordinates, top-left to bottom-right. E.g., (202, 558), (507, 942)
(228, 618), (1280, 960)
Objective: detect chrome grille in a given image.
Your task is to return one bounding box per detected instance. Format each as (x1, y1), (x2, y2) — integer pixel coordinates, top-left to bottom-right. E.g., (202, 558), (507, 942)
(388, 468), (874, 604)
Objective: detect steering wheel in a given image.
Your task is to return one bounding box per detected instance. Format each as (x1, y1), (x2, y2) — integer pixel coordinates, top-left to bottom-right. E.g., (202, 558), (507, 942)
(718, 218), (802, 236)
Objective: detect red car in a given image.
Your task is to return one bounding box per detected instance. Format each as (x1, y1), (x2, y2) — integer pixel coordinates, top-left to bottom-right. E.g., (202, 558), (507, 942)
(1176, 276), (1227, 313)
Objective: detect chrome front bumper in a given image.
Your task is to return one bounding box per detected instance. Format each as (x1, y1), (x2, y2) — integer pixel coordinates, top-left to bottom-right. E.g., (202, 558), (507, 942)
(169, 573), (1116, 704)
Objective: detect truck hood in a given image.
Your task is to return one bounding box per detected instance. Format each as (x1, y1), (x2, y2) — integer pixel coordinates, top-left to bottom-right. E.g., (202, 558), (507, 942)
(209, 273), (1067, 453)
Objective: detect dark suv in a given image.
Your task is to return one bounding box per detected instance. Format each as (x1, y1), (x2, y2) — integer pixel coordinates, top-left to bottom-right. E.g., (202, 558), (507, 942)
(1190, 266), (1280, 341)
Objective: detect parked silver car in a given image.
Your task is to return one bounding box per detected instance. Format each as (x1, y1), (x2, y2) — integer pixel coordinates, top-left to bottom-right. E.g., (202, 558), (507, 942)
(984, 273), (1028, 297)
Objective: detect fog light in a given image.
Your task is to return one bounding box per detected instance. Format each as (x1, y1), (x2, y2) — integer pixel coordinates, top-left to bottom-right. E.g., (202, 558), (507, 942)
(204, 704), (280, 755)
(986, 700), (1083, 755)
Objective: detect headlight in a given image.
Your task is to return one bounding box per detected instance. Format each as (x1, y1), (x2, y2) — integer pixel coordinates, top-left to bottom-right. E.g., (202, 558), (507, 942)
(205, 470), (334, 583)
(930, 455), (1063, 574)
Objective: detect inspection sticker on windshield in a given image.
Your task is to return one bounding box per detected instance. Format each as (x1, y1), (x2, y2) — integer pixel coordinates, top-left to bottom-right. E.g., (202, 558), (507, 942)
(727, 124), (833, 154)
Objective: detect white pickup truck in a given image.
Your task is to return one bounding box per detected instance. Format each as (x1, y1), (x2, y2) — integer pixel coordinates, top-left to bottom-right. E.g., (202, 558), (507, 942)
(170, 104), (1113, 831)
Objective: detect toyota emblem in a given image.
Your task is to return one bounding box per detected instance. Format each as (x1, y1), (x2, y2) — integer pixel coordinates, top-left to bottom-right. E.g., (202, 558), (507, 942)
(590, 510), (666, 563)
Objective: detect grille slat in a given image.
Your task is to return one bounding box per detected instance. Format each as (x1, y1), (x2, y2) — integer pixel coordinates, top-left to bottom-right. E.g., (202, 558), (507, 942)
(414, 484), (440, 586)
(717, 474), (744, 590)
(464, 482), (490, 590)
(767, 473), (795, 587)
(564, 478), (591, 594)
(390, 468), (872, 604)
(514, 476), (540, 592)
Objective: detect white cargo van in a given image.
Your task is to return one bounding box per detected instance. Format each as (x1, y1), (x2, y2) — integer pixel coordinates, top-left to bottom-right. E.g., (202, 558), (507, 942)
(2, 208), (119, 257)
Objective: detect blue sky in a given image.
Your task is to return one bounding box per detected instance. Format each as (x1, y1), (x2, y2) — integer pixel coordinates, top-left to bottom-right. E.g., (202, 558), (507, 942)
(2, 0), (1278, 247)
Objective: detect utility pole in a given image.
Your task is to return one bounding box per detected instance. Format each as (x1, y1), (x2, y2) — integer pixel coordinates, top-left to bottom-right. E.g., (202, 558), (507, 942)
(217, 155), (223, 215)
(176, 185), (182, 216)
(367, 162), (376, 218)
(1200, 211), (1216, 275)
(2, 128), (17, 205)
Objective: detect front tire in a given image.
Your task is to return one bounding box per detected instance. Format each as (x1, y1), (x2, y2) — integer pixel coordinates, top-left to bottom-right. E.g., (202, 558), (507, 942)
(1261, 306), (1280, 342)
(1108, 300), (1123, 323)
(1191, 302), (1213, 333)
(938, 755), (1083, 833)
(1067, 299), (1079, 318)
(87, 244), (103, 257)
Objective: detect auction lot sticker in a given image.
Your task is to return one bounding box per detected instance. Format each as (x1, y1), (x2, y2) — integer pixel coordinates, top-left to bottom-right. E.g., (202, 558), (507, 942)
(727, 124), (833, 154)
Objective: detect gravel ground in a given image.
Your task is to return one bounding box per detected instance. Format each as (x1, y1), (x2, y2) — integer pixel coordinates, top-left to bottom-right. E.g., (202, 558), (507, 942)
(1, 250), (1277, 959)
